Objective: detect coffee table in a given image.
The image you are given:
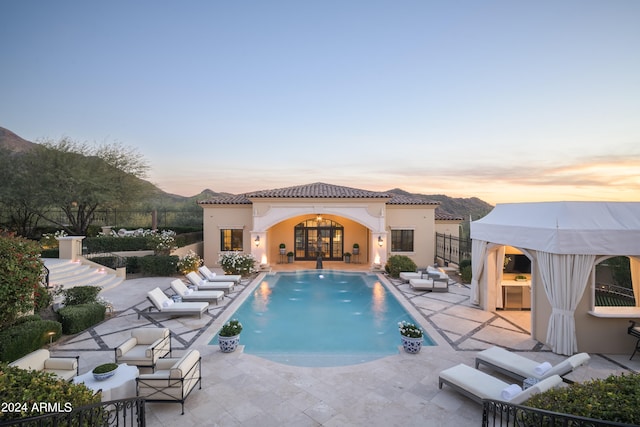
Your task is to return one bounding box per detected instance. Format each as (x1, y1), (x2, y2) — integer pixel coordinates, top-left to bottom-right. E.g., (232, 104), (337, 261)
(74, 363), (139, 402)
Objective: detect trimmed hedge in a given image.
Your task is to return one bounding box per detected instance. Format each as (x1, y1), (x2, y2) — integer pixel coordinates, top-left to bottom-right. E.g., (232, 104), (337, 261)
(57, 304), (106, 335)
(385, 255), (417, 278)
(62, 286), (101, 306)
(0, 319), (62, 363)
(138, 255), (179, 276)
(83, 236), (153, 252)
(0, 363), (100, 421)
(526, 372), (640, 424)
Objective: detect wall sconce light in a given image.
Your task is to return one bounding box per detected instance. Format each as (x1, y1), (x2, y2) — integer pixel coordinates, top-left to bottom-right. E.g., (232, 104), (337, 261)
(254, 236), (260, 247)
(378, 236), (383, 247)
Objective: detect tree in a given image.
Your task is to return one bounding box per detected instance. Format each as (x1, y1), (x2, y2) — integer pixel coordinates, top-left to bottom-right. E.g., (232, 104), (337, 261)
(17, 138), (151, 235)
(0, 234), (43, 329)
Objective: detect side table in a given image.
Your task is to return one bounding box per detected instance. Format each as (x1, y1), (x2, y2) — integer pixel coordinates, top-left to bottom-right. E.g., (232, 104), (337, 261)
(74, 363), (139, 401)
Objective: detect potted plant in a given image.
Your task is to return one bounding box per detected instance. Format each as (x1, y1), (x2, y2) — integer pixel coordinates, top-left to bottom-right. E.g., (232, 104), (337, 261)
(398, 320), (423, 354)
(92, 362), (118, 380)
(279, 243), (286, 255)
(218, 319), (243, 353)
(352, 243), (359, 255)
(344, 252), (352, 263)
(515, 275), (528, 282)
(287, 251), (294, 263)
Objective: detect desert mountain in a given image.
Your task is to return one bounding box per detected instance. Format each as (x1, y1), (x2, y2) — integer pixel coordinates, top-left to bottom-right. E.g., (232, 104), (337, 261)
(0, 126), (493, 218)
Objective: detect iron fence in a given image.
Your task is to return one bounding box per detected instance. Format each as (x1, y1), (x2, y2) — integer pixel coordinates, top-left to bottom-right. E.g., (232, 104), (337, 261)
(0, 397), (145, 427)
(482, 399), (635, 427)
(435, 233), (471, 266)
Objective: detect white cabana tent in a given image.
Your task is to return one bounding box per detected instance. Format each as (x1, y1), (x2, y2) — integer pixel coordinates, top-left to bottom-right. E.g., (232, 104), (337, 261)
(471, 202), (640, 355)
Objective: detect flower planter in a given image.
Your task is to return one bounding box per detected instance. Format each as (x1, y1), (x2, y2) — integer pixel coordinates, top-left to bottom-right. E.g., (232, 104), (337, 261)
(219, 334), (240, 353)
(401, 335), (423, 354)
(92, 363), (118, 381)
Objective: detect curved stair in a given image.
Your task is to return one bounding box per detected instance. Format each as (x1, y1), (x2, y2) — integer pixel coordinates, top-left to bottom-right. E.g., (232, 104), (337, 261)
(43, 258), (124, 292)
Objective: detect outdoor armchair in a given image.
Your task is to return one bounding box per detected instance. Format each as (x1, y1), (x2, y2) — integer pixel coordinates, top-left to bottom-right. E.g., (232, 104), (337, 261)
(136, 349), (202, 415)
(115, 327), (171, 371)
(10, 349), (79, 381)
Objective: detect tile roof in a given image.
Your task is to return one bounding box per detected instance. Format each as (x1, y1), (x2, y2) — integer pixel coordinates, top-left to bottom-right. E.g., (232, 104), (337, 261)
(199, 182), (439, 206)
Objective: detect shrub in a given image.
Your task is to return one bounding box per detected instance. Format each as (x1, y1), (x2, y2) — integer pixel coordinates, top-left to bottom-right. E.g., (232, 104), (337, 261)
(458, 259), (472, 269)
(526, 372), (640, 424)
(83, 235), (153, 252)
(218, 252), (256, 276)
(0, 320), (62, 362)
(0, 235), (44, 329)
(126, 256), (140, 274)
(177, 250), (202, 274)
(62, 286), (101, 306)
(0, 363), (100, 421)
(460, 265), (472, 284)
(33, 284), (53, 312)
(384, 255), (417, 278)
(138, 255), (179, 276)
(57, 304), (106, 334)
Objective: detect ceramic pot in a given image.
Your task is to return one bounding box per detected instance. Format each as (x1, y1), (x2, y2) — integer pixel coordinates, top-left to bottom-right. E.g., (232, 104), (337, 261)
(401, 335), (422, 354)
(219, 334), (240, 353)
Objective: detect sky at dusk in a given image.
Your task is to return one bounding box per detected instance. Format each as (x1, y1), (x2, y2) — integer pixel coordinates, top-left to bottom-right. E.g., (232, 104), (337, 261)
(1, 1), (639, 204)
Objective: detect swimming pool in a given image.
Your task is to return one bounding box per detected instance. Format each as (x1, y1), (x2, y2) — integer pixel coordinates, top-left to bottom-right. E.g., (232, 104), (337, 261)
(210, 270), (434, 367)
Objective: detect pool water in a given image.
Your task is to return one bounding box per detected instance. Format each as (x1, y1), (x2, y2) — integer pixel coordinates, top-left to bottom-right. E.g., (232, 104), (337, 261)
(210, 271), (434, 367)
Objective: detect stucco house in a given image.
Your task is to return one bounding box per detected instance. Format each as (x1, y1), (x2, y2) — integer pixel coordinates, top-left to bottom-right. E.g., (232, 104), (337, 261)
(199, 182), (462, 270)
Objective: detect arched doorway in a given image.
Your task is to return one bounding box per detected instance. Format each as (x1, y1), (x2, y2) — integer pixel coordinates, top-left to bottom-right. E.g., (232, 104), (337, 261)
(294, 218), (344, 260)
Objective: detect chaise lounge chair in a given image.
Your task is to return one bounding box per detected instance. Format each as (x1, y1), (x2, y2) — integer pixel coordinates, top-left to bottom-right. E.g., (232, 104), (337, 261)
(141, 288), (209, 319)
(171, 279), (224, 305)
(475, 346), (590, 383)
(186, 271), (235, 294)
(438, 363), (562, 404)
(198, 266), (241, 284)
(10, 349), (79, 381)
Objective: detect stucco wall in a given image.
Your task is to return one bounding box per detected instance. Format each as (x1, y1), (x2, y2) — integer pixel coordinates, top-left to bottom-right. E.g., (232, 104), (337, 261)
(386, 205), (436, 268)
(202, 205), (253, 267)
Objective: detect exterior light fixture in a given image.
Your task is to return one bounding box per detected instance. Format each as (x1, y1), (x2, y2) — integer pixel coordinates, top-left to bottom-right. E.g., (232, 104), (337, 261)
(254, 236), (260, 247)
(378, 236), (383, 247)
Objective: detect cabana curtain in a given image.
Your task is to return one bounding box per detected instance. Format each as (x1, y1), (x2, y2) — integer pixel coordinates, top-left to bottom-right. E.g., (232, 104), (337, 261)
(631, 257), (640, 308)
(470, 239), (488, 305)
(538, 252), (595, 355)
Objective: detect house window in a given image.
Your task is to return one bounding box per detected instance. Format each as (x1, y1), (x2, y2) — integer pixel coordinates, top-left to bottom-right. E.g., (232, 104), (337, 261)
(391, 230), (414, 252)
(220, 229), (243, 251)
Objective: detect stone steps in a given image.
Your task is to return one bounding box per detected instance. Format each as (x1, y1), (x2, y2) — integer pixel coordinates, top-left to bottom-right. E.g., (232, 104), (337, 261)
(43, 258), (124, 291)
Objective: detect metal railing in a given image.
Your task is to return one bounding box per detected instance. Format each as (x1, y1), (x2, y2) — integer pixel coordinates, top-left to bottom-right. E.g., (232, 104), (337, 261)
(0, 397), (145, 427)
(435, 233), (471, 266)
(482, 399), (635, 427)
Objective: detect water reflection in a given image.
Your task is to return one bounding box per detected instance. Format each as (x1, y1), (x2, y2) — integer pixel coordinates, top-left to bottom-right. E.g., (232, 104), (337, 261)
(252, 281), (272, 312)
(371, 281), (387, 322)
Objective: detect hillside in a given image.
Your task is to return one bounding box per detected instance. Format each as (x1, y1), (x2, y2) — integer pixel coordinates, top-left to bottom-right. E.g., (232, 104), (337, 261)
(0, 126), (493, 219)
(387, 188), (493, 221)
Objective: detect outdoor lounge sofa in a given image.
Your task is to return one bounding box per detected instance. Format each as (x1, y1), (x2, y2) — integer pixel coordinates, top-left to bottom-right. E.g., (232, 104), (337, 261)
(141, 288), (209, 319)
(136, 349), (202, 415)
(409, 276), (449, 292)
(400, 266), (450, 283)
(187, 271), (235, 294)
(475, 346), (590, 383)
(115, 327), (172, 371)
(438, 363), (562, 404)
(171, 279), (224, 304)
(198, 266), (241, 284)
(10, 349), (79, 381)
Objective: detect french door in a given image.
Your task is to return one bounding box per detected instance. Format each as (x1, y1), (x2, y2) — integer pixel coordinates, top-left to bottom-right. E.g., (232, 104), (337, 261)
(294, 219), (344, 260)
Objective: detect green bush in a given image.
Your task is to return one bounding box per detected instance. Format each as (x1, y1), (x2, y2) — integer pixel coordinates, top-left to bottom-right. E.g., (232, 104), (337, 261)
(460, 265), (472, 284)
(33, 285), (52, 312)
(384, 255), (417, 278)
(0, 320), (62, 362)
(62, 286), (101, 306)
(88, 255), (126, 269)
(458, 259), (472, 269)
(83, 235), (154, 252)
(126, 256), (140, 274)
(0, 235), (44, 329)
(138, 255), (179, 276)
(57, 304), (106, 334)
(40, 248), (60, 258)
(0, 363), (100, 421)
(526, 372), (640, 424)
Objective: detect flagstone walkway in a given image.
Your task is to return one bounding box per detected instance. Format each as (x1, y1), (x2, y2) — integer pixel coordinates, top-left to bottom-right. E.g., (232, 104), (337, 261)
(48, 266), (639, 426)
